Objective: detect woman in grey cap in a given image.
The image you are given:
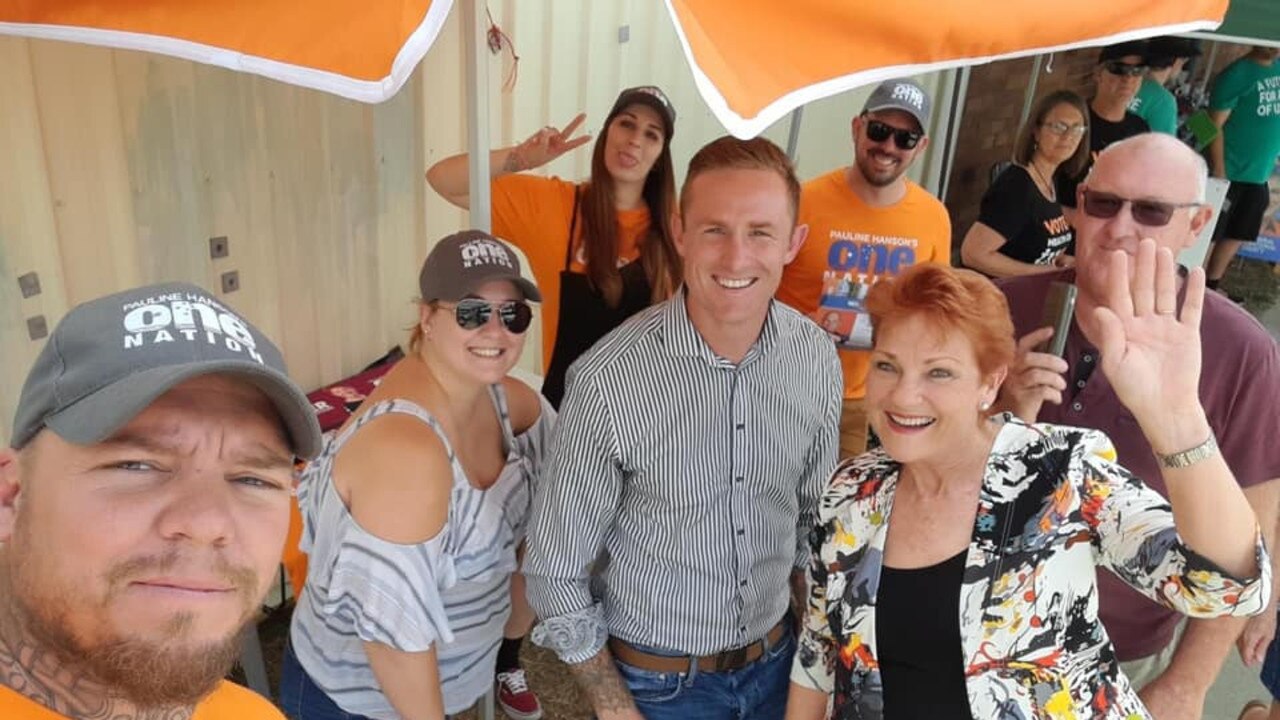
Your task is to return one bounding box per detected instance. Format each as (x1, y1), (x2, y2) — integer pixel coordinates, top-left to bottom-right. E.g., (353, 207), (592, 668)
(280, 231), (554, 720)
(426, 86), (680, 411)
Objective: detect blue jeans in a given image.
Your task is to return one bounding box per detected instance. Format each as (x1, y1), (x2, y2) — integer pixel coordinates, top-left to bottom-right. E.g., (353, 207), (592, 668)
(613, 625), (796, 720)
(280, 641), (375, 720)
(281, 641), (464, 720)
(1262, 620), (1280, 701)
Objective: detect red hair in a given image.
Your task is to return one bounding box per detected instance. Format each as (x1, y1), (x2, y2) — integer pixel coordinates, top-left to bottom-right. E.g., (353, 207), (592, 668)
(865, 263), (1015, 376)
(681, 136), (800, 222)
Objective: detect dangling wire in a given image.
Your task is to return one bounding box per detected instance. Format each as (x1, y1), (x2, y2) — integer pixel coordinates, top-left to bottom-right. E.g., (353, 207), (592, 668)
(486, 7), (520, 92)
(1044, 51), (1056, 74)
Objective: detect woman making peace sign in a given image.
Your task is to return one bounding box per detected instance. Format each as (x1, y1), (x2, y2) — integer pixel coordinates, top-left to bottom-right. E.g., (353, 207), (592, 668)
(428, 87), (681, 408)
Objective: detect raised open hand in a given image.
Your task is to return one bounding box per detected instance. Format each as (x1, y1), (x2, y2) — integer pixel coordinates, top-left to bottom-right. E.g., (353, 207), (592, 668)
(508, 113), (592, 171)
(1093, 238), (1204, 426)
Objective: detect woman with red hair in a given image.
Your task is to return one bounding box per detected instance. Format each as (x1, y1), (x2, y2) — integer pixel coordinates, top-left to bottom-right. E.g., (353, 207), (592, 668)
(785, 251), (1270, 719)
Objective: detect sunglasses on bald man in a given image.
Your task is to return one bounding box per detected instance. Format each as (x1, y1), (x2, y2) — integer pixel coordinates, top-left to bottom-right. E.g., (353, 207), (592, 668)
(1080, 189), (1201, 227)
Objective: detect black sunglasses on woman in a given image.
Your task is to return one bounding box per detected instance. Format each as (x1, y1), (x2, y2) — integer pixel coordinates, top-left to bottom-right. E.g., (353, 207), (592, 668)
(440, 298), (535, 333)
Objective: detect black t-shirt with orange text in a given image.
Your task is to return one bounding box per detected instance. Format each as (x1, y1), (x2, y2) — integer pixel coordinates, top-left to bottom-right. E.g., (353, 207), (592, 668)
(978, 165), (1073, 269)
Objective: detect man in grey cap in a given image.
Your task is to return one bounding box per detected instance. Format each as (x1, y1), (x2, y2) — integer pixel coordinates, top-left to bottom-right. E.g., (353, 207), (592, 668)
(777, 76), (952, 457)
(0, 282), (320, 720)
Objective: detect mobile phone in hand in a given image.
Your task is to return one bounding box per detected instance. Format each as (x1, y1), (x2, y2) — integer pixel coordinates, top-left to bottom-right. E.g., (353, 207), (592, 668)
(1034, 281), (1077, 357)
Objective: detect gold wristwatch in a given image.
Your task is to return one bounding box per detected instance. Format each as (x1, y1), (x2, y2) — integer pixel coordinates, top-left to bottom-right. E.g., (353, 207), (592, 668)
(1156, 433), (1219, 469)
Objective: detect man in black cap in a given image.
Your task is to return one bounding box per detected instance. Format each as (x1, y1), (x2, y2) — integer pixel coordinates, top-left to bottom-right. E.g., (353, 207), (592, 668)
(0, 282), (321, 719)
(1131, 36), (1202, 135)
(1057, 41), (1152, 211)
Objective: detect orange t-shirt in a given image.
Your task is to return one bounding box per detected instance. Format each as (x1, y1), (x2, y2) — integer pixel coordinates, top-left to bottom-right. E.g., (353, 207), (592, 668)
(778, 169), (952, 399)
(0, 680), (284, 719)
(491, 174), (651, 370)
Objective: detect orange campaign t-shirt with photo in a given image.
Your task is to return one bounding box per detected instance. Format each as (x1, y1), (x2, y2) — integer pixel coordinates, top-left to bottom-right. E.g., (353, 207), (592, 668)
(778, 168), (952, 400)
(0, 680), (285, 720)
(491, 174), (651, 370)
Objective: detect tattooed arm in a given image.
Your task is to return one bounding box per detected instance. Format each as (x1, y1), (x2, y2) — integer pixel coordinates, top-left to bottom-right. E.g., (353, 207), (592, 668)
(425, 114), (590, 209)
(568, 649), (644, 720)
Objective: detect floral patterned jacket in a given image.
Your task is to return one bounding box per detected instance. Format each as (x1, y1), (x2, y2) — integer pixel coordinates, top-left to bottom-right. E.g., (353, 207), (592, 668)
(790, 417), (1270, 720)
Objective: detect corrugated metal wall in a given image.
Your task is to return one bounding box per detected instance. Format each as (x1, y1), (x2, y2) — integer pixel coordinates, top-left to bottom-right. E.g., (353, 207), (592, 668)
(0, 1), (949, 443)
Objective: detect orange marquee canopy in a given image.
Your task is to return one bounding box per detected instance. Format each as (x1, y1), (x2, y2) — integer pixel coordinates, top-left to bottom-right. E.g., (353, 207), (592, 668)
(663, 0), (1228, 137)
(0, 0), (453, 103)
(0, 1), (1230, 131)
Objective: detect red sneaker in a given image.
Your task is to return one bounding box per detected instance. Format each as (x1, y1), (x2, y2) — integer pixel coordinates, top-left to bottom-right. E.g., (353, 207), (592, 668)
(496, 669), (543, 720)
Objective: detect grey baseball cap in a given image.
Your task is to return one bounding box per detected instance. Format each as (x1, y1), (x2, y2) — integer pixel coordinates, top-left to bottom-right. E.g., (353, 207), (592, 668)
(863, 78), (932, 132)
(419, 230), (542, 303)
(11, 282), (322, 459)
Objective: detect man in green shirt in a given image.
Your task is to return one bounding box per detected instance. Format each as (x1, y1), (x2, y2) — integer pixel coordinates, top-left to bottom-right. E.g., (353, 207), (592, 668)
(1129, 37), (1201, 136)
(1205, 46), (1280, 293)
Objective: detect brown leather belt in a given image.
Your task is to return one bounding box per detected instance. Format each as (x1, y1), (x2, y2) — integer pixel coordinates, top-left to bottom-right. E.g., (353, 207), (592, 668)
(608, 617), (789, 674)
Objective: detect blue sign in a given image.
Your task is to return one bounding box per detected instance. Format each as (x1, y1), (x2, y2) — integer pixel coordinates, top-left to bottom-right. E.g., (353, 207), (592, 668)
(1237, 158), (1280, 264)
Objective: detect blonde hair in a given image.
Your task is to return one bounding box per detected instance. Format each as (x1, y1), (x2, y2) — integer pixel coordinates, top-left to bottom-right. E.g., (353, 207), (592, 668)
(406, 299), (433, 354)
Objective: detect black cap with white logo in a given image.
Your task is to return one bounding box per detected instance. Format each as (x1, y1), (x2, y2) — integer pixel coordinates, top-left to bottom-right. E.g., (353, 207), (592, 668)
(10, 282), (322, 458)
(608, 85), (676, 140)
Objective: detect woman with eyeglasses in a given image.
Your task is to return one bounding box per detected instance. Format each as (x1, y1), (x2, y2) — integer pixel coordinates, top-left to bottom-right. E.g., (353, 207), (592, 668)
(961, 90), (1090, 277)
(785, 259), (1269, 720)
(427, 87), (681, 410)
(1055, 42), (1152, 213)
(281, 231), (555, 720)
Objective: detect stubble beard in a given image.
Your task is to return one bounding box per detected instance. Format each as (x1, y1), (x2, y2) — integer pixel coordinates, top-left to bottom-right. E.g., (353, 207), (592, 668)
(855, 152), (906, 188)
(2, 524), (258, 710)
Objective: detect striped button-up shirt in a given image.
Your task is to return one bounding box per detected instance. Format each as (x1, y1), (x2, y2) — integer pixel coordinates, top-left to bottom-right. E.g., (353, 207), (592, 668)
(525, 292), (842, 662)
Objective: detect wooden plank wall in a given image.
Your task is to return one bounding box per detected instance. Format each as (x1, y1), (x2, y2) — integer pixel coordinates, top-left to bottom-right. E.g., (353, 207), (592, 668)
(0, 36), (431, 444)
(0, 0), (947, 444)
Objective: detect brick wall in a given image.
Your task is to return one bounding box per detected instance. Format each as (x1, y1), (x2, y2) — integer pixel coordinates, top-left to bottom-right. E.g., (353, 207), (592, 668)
(943, 49), (1097, 254)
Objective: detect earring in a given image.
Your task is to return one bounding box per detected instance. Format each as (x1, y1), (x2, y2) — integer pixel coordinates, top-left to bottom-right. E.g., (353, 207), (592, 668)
(979, 400), (991, 412)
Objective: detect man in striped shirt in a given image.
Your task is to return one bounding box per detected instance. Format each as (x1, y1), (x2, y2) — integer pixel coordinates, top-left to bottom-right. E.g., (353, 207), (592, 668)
(525, 136), (843, 720)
